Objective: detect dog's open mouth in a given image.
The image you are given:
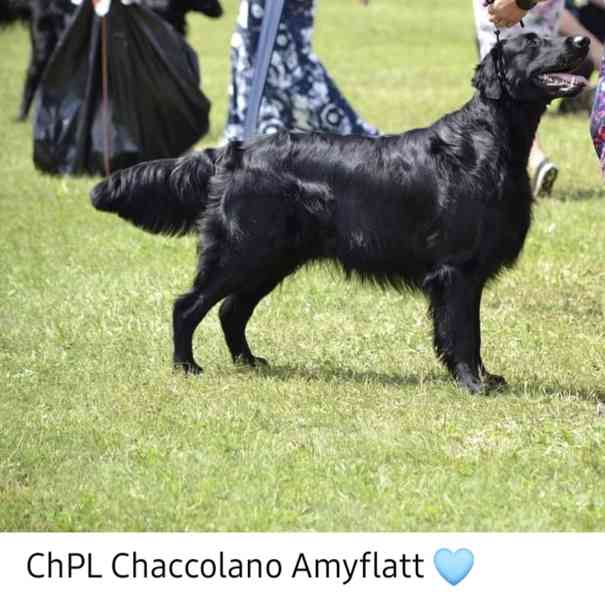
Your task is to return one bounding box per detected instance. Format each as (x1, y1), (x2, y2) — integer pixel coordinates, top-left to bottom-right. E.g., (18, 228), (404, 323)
(534, 52), (589, 96)
(534, 72), (588, 95)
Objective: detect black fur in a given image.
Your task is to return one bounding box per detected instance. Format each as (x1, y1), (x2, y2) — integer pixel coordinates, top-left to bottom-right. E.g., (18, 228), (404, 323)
(91, 34), (590, 394)
(8, 0), (223, 121)
(91, 151), (217, 236)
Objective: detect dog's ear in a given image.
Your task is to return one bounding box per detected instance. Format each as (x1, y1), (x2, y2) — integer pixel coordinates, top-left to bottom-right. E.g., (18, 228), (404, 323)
(472, 49), (502, 101)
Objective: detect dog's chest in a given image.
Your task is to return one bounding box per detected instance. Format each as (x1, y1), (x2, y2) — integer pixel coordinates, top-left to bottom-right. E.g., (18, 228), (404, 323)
(480, 175), (533, 270)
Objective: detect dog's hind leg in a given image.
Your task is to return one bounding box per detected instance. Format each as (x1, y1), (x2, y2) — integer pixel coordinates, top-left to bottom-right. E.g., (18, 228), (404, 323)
(219, 270), (293, 367)
(472, 287), (507, 390)
(426, 265), (486, 394)
(173, 235), (293, 374)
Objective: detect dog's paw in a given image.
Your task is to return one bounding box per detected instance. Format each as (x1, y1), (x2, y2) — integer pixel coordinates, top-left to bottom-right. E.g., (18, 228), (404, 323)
(234, 354), (269, 369)
(251, 356), (269, 368)
(458, 378), (488, 395)
(454, 364), (488, 395)
(482, 371), (507, 390)
(174, 360), (204, 375)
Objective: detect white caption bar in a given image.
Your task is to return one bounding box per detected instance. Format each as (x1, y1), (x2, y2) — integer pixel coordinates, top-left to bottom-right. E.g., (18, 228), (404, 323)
(0, 533), (602, 599)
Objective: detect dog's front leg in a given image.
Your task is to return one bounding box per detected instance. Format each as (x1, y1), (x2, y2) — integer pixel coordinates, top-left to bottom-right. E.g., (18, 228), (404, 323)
(472, 287), (507, 390)
(426, 266), (486, 394)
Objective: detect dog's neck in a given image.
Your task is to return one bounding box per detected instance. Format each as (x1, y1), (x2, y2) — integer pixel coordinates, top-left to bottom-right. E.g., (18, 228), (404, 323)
(472, 94), (547, 169)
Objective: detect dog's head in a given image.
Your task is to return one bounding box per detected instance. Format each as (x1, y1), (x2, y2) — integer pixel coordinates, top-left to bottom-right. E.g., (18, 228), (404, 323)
(472, 33), (590, 102)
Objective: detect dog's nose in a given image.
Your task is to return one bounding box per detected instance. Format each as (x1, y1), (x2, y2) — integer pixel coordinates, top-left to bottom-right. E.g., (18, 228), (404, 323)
(570, 36), (590, 49)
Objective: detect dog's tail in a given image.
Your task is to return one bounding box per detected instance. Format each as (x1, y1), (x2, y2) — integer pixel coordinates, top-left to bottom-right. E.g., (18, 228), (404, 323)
(90, 150), (218, 236)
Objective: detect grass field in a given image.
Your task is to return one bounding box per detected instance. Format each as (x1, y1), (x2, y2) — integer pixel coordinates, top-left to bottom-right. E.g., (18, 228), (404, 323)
(1, 0), (604, 531)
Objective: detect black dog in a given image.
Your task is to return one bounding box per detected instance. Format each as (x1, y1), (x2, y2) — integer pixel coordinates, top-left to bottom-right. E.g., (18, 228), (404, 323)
(0, 0), (222, 121)
(91, 34), (589, 394)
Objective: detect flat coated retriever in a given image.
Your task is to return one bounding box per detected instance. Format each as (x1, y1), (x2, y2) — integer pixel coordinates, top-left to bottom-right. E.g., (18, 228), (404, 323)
(0, 0), (222, 121)
(91, 34), (589, 394)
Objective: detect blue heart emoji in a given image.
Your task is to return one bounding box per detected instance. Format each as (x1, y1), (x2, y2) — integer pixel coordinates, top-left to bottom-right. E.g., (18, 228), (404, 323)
(433, 548), (474, 586)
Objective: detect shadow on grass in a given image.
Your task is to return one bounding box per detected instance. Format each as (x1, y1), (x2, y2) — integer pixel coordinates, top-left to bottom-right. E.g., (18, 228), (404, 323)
(505, 380), (605, 403)
(247, 364), (604, 402)
(251, 363), (449, 388)
(557, 187), (605, 202)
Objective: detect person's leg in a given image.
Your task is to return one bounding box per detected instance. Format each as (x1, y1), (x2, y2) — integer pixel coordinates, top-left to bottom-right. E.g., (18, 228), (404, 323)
(528, 1), (564, 195)
(529, 138), (559, 197)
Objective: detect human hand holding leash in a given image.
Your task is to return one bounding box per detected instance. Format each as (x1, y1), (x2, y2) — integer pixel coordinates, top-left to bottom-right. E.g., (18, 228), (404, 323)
(484, 0), (541, 28)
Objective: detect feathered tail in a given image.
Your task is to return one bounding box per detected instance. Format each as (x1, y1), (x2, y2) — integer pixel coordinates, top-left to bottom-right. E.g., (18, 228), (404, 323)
(90, 150), (217, 236)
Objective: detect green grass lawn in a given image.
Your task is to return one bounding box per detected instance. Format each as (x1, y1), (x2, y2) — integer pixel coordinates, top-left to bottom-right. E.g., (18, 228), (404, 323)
(1, 0), (604, 531)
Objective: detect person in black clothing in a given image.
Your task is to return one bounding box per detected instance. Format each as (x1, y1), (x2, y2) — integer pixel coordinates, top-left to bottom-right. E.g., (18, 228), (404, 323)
(1, 0), (223, 121)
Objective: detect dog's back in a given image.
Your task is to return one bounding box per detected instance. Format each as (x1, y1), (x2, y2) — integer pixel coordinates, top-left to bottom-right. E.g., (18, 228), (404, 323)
(211, 123), (517, 288)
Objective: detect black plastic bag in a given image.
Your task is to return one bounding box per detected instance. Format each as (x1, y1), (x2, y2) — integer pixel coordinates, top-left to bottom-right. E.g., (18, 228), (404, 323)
(33, 0), (210, 175)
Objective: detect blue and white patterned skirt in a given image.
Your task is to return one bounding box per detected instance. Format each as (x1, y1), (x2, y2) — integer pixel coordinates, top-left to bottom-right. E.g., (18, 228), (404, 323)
(224, 0), (379, 140)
